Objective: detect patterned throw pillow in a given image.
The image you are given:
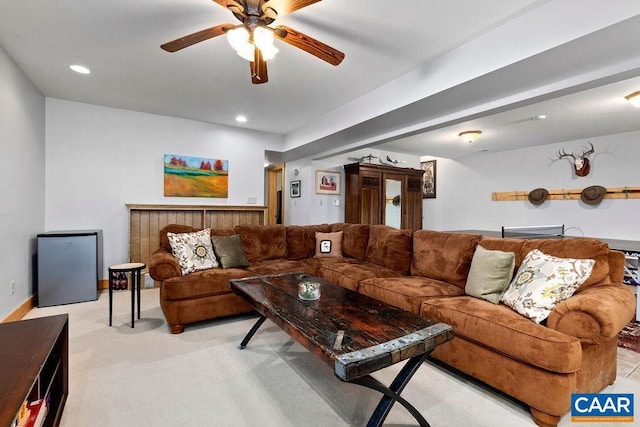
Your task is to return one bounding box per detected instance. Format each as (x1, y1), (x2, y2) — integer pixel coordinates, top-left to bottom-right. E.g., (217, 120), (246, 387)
(501, 249), (595, 323)
(314, 231), (343, 258)
(167, 228), (219, 275)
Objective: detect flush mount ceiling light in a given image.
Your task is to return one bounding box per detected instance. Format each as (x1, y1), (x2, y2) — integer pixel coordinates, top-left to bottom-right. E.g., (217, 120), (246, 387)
(625, 91), (640, 108)
(458, 130), (482, 143)
(235, 115), (248, 123)
(69, 64), (90, 74)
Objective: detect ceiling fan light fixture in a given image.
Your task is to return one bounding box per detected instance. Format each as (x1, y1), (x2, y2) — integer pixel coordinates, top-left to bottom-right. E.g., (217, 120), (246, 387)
(625, 90), (640, 108)
(260, 44), (279, 61)
(236, 44), (255, 62)
(227, 27), (250, 52)
(458, 130), (482, 143)
(253, 27), (274, 50)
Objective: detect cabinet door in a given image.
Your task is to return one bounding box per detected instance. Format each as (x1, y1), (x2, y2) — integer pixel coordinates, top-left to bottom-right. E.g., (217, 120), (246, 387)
(361, 172), (382, 225)
(404, 176), (424, 229)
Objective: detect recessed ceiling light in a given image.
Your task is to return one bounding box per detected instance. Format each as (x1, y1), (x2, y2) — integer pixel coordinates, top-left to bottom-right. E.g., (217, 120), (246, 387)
(534, 115), (547, 120)
(70, 64), (90, 74)
(235, 115), (247, 123)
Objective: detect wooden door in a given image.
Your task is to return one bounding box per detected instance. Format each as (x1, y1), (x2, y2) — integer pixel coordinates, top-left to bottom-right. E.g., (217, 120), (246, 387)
(267, 164), (285, 225)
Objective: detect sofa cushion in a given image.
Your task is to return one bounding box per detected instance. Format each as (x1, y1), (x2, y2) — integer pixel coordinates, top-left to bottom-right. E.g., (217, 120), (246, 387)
(318, 261), (400, 291)
(359, 276), (464, 314)
(211, 234), (250, 269)
(314, 231), (343, 258)
(411, 230), (482, 289)
(286, 224), (331, 260)
(210, 228), (237, 237)
(501, 249), (595, 323)
(465, 245), (515, 304)
(236, 224), (287, 262)
(479, 236), (610, 291)
(246, 258), (320, 276)
(364, 225), (413, 274)
(420, 296), (582, 373)
(330, 223), (370, 261)
(167, 228), (219, 275)
(160, 224), (196, 251)
(162, 268), (253, 300)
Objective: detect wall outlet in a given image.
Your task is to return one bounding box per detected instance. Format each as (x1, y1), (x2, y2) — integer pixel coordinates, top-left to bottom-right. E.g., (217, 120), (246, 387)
(247, 196), (257, 204)
(10, 280), (15, 296)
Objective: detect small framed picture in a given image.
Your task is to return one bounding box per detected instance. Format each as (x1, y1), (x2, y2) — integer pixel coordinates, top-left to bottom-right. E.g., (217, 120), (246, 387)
(290, 180), (301, 198)
(315, 170), (341, 195)
(421, 160), (436, 199)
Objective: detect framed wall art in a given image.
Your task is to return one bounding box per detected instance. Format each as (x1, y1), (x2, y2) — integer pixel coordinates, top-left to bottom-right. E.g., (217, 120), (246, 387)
(421, 160), (436, 199)
(315, 170), (341, 195)
(290, 180), (301, 198)
(164, 154), (228, 198)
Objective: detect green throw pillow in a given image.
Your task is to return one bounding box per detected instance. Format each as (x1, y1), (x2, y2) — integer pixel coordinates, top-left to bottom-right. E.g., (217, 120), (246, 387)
(465, 245), (516, 304)
(211, 235), (250, 269)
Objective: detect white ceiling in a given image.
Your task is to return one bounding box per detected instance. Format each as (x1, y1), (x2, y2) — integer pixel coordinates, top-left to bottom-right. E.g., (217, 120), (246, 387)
(1, 0), (640, 161)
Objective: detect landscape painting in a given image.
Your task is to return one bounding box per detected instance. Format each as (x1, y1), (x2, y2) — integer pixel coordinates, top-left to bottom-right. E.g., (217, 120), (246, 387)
(315, 170), (341, 195)
(164, 154), (228, 198)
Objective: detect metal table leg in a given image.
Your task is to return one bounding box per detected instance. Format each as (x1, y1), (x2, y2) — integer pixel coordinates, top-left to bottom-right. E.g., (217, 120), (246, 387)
(108, 268), (114, 326)
(348, 353), (430, 427)
(130, 270), (135, 328)
(238, 315), (267, 349)
(136, 269), (141, 319)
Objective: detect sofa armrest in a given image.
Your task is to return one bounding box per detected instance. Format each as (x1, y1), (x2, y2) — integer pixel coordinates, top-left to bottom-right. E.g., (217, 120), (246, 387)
(546, 283), (635, 345)
(148, 248), (182, 281)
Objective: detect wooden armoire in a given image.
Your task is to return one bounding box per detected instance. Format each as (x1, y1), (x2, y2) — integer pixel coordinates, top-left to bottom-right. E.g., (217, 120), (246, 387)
(343, 162), (424, 229)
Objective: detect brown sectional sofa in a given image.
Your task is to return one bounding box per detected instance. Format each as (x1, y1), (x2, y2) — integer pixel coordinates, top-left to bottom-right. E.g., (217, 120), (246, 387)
(148, 222), (635, 427)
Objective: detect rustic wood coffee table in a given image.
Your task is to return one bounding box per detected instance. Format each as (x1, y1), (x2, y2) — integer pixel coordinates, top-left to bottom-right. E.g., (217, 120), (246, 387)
(229, 272), (453, 427)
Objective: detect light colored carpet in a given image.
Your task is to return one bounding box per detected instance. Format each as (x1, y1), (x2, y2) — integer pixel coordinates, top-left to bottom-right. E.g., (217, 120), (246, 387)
(23, 288), (640, 427)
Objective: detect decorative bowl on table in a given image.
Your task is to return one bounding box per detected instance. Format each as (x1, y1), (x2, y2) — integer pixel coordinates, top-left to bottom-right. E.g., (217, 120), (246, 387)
(298, 281), (321, 300)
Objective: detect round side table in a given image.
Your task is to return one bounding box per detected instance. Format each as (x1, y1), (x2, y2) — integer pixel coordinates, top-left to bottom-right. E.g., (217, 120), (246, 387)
(108, 262), (146, 328)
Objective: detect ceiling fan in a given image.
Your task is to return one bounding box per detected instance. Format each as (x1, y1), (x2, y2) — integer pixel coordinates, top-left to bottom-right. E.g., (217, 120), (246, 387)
(161, 0), (345, 84)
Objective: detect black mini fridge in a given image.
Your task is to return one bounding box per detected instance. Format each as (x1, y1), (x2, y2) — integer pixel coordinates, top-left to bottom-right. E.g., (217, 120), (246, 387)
(37, 230), (102, 307)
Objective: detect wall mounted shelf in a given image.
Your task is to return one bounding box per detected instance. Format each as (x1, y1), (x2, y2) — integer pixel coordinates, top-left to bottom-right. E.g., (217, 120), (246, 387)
(492, 186), (640, 201)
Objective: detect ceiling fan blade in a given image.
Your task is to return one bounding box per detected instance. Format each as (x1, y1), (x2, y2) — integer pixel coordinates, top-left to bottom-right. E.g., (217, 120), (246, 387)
(261, 0), (321, 20)
(211, 0), (245, 14)
(274, 25), (344, 66)
(250, 48), (268, 84)
(161, 23), (233, 52)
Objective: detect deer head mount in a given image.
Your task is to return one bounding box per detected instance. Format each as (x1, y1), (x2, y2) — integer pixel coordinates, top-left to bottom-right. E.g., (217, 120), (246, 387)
(558, 142), (594, 177)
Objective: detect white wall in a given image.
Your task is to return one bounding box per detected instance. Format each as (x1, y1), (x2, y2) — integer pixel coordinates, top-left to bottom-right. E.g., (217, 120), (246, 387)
(0, 45), (45, 319)
(45, 99), (282, 278)
(292, 135), (640, 241)
(285, 148), (420, 226)
(428, 131), (640, 241)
